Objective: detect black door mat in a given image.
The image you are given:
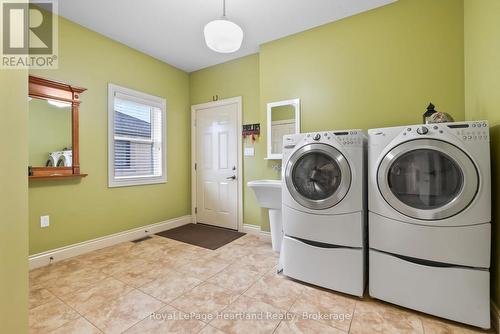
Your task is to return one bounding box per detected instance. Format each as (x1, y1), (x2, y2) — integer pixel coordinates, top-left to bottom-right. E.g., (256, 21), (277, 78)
(156, 223), (245, 250)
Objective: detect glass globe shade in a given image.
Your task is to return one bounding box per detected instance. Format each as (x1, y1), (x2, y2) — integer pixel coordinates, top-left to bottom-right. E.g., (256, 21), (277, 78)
(204, 19), (243, 53)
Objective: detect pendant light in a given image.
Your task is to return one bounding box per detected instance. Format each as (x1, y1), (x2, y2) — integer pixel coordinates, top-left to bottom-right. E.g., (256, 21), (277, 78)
(204, 0), (243, 53)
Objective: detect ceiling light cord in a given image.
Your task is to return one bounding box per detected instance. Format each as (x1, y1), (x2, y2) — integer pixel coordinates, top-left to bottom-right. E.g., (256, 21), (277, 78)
(223, 0), (226, 18)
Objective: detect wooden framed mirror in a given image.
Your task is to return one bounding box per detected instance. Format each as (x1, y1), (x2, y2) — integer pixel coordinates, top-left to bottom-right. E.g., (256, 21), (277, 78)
(28, 75), (87, 180)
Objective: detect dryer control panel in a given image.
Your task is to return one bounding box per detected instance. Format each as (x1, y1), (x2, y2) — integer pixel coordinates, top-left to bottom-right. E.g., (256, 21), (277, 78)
(447, 122), (489, 142)
(400, 121), (489, 142)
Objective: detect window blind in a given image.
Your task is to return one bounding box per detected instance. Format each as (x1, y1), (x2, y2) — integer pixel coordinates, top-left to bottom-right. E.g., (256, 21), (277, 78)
(109, 85), (166, 187)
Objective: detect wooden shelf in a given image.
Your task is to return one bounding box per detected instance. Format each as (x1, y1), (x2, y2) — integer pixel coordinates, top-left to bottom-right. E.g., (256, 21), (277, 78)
(29, 174), (88, 181)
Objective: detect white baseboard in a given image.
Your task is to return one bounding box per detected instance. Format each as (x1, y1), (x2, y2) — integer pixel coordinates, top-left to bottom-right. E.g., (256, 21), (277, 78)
(492, 301), (500, 333)
(29, 215), (191, 270)
(242, 224), (272, 243)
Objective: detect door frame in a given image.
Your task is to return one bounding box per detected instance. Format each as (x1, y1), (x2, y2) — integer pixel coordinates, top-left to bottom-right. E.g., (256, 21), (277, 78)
(191, 97), (243, 231)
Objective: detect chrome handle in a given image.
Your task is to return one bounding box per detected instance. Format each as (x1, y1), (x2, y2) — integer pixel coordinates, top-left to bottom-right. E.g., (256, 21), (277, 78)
(226, 175), (236, 180)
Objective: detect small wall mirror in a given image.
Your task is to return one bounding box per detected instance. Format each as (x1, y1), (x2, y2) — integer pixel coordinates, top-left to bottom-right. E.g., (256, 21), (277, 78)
(28, 75), (87, 180)
(266, 98), (300, 159)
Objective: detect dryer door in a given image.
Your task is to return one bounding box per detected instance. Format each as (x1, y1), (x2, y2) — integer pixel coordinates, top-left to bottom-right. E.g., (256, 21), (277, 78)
(285, 143), (351, 210)
(377, 139), (478, 221)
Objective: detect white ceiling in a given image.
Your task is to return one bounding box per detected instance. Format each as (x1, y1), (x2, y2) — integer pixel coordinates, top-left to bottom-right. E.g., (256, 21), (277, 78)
(58, 0), (396, 72)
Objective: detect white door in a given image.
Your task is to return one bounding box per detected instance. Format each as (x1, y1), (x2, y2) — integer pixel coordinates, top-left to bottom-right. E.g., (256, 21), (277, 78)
(195, 100), (239, 230)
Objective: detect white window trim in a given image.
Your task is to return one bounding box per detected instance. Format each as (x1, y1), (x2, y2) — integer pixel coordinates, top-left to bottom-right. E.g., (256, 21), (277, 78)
(108, 83), (167, 188)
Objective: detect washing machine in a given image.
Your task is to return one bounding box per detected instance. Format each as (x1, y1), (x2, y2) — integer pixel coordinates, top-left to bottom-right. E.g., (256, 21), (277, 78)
(46, 150), (73, 167)
(281, 130), (366, 296)
(368, 121), (491, 329)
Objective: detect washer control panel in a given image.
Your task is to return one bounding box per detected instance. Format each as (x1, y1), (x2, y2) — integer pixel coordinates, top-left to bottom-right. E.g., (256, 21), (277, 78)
(298, 130), (365, 148)
(334, 130), (364, 146)
(303, 130), (364, 146)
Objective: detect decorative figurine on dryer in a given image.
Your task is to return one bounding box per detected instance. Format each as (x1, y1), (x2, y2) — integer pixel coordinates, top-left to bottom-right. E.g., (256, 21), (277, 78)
(423, 102), (454, 124)
(242, 123), (260, 143)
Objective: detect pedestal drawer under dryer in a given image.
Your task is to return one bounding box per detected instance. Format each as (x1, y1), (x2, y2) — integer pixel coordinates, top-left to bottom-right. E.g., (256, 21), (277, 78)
(369, 249), (490, 329)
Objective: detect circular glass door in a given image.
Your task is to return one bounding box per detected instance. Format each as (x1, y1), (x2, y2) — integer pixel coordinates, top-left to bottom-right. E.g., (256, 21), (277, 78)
(377, 139), (478, 220)
(285, 143), (351, 210)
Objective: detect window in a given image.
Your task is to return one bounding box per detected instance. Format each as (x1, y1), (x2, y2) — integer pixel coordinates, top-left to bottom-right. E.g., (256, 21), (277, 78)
(108, 84), (166, 187)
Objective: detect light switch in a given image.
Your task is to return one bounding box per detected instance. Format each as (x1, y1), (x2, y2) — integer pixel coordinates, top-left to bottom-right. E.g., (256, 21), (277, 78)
(40, 215), (50, 228)
(244, 147), (255, 156)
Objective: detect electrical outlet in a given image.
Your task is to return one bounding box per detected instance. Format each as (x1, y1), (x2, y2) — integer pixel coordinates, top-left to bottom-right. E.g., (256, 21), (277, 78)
(40, 215), (50, 228)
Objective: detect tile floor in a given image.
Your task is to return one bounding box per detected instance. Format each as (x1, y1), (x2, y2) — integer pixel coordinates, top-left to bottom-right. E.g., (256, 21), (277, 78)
(29, 234), (493, 334)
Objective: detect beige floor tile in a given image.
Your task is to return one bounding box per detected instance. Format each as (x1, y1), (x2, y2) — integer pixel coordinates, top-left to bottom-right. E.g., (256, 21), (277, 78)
(29, 286), (58, 309)
(29, 236), (489, 334)
(139, 269), (202, 303)
(199, 325), (227, 334)
(127, 241), (169, 259)
(289, 287), (355, 332)
(239, 253), (278, 273)
(42, 267), (108, 298)
(420, 315), (492, 334)
(152, 246), (206, 267)
(29, 258), (88, 284)
(148, 235), (184, 245)
(29, 298), (79, 334)
(212, 244), (251, 262)
(76, 250), (128, 271)
(83, 289), (164, 334)
(248, 242), (278, 256)
(111, 258), (177, 287)
(210, 295), (284, 334)
(349, 300), (424, 334)
(176, 255), (231, 280)
(49, 317), (102, 334)
(171, 282), (240, 319)
(171, 241), (209, 253)
(242, 238), (273, 249)
(207, 263), (263, 294)
(100, 256), (148, 276)
(244, 272), (305, 310)
(229, 234), (261, 246)
(60, 277), (134, 315)
(275, 316), (347, 334)
(124, 305), (206, 334)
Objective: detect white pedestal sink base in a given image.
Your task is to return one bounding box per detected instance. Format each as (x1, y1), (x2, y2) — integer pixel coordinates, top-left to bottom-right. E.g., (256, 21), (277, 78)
(268, 209), (283, 252)
(247, 180), (283, 253)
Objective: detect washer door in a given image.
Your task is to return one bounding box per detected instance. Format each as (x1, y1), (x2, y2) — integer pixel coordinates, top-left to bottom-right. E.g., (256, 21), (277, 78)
(377, 139), (478, 220)
(285, 143), (351, 210)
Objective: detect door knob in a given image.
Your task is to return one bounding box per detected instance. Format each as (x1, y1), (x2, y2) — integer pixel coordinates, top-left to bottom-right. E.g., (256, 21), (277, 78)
(226, 175), (236, 180)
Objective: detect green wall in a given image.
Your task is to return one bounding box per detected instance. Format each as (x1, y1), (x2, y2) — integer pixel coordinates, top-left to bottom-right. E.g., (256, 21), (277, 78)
(260, 0), (464, 132)
(28, 16), (191, 255)
(0, 70), (29, 333)
(190, 54), (269, 229)
(190, 0), (465, 231)
(464, 0), (500, 305)
(29, 98), (72, 166)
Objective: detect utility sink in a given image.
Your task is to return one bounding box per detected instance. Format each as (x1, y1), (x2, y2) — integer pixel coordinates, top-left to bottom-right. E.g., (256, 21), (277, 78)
(248, 180), (283, 252)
